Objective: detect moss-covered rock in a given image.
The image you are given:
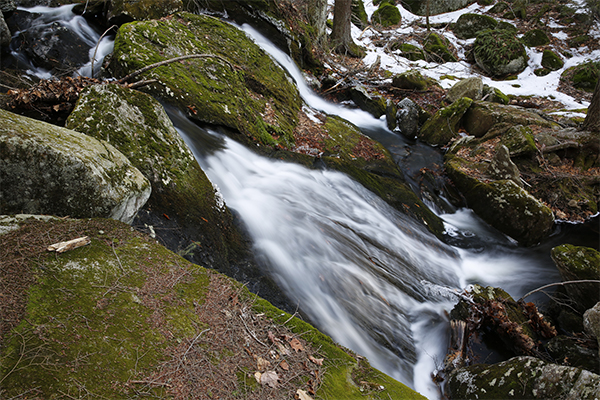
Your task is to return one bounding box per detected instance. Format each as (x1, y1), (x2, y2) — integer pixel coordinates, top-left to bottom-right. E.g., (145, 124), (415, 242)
(482, 85), (510, 105)
(351, 0), (369, 29)
(371, 2), (401, 27)
(521, 28), (551, 47)
(551, 245), (600, 311)
(448, 356), (600, 399)
(541, 49), (564, 71)
(0, 109), (150, 223)
(584, 303), (600, 358)
(419, 97), (473, 146)
(393, 42), (425, 61)
(107, 0), (183, 25)
(561, 60), (600, 93)
(452, 13), (498, 39)
(489, 1), (509, 13)
(65, 84), (243, 267)
(445, 155), (554, 245)
(423, 32), (458, 63)
(496, 20), (518, 33)
(446, 77), (483, 103)
(0, 216), (426, 399)
(108, 12), (302, 148)
(349, 85), (387, 118)
(501, 125), (537, 156)
(547, 335), (600, 374)
(402, 0), (475, 16)
(473, 29), (528, 77)
(463, 101), (558, 138)
(391, 70), (437, 90)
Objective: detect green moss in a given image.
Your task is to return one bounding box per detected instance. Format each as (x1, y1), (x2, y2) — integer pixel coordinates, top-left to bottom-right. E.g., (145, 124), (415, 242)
(108, 13), (302, 147)
(391, 70), (436, 90)
(473, 29), (528, 77)
(419, 97), (473, 146)
(372, 3), (401, 27)
(521, 28), (550, 47)
(571, 60), (600, 92)
(423, 32), (457, 63)
(501, 125), (537, 156)
(109, 0), (183, 22)
(351, 0), (369, 29)
(496, 20), (517, 32)
(541, 50), (564, 71)
(452, 13), (498, 39)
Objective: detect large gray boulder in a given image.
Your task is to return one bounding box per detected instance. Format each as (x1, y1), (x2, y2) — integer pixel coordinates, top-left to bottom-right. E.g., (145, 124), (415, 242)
(0, 109), (150, 223)
(395, 98), (420, 138)
(584, 303), (600, 358)
(448, 356), (600, 399)
(551, 245), (600, 311)
(446, 77), (483, 103)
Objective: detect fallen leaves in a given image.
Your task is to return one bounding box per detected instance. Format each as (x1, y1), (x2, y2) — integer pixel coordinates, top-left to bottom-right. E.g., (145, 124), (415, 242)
(255, 370), (280, 388)
(295, 389), (314, 400)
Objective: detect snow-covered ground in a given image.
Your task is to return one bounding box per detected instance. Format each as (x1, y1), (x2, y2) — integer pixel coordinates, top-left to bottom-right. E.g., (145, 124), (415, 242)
(330, 0), (600, 115)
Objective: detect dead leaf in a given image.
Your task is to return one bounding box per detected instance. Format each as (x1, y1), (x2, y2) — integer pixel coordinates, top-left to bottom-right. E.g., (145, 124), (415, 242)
(289, 338), (304, 352)
(276, 342), (290, 356)
(257, 357), (271, 372)
(268, 330), (280, 343)
(254, 371), (261, 383)
(308, 355), (323, 365)
(295, 389), (314, 400)
(260, 370), (279, 388)
(279, 359), (289, 371)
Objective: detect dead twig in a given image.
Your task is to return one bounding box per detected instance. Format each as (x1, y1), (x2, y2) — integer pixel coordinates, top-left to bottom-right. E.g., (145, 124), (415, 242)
(520, 280), (600, 301)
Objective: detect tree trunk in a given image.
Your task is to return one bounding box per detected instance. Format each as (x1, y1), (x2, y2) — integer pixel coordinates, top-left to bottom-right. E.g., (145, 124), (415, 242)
(330, 0), (364, 57)
(582, 77), (600, 132)
(306, 0), (328, 47)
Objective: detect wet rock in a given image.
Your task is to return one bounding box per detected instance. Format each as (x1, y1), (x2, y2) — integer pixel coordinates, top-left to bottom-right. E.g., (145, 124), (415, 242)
(0, 109), (150, 223)
(107, 0), (183, 26)
(446, 77), (483, 103)
(584, 303), (600, 357)
(445, 155), (554, 245)
(452, 13), (498, 39)
(448, 356), (600, 399)
(395, 97), (420, 138)
(66, 83), (243, 267)
(419, 97), (472, 146)
(487, 144), (521, 185)
(474, 30), (528, 77)
(551, 245), (600, 311)
(385, 98), (397, 131)
(349, 85), (386, 118)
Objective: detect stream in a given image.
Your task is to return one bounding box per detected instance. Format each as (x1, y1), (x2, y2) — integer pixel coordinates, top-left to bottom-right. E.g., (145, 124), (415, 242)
(4, 6), (599, 399)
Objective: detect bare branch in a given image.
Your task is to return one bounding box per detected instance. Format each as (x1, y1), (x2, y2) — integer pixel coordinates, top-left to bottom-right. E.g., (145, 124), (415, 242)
(519, 280), (600, 301)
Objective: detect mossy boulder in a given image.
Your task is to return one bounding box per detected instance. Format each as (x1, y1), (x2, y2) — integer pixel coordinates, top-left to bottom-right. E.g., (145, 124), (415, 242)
(423, 32), (458, 63)
(584, 303), (600, 358)
(501, 125), (537, 156)
(489, 2), (509, 14)
(541, 49), (564, 71)
(393, 42), (425, 61)
(371, 2), (401, 27)
(351, 0), (369, 29)
(445, 155), (554, 245)
(0, 109), (150, 224)
(496, 20), (517, 33)
(446, 77), (483, 103)
(402, 0), (475, 16)
(463, 101), (558, 138)
(482, 85), (510, 104)
(0, 216), (426, 399)
(65, 84), (242, 267)
(547, 335), (600, 374)
(473, 29), (528, 77)
(521, 28), (550, 47)
(448, 356), (600, 399)
(107, 0), (183, 25)
(551, 245), (600, 311)
(108, 12), (302, 148)
(452, 13), (498, 39)
(349, 85), (387, 118)
(561, 60), (600, 93)
(391, 70), (437, 90)
(419, 97), (473, 146)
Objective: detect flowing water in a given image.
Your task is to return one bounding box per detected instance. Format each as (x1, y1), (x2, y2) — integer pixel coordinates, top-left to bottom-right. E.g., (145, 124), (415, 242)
(6, 8), (598, 399)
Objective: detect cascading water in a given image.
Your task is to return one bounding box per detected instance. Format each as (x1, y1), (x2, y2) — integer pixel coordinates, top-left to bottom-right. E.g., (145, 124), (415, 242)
(5, 8), (595, 399)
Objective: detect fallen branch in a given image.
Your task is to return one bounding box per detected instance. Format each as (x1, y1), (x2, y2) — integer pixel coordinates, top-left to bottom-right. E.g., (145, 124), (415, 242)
(115, 54), (235, 85)
(519, 280), (600, 301)
(47, 236), (91, 253)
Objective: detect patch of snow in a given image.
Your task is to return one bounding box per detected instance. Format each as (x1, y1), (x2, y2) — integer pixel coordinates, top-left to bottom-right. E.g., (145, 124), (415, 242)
(551, 31), (569, 40)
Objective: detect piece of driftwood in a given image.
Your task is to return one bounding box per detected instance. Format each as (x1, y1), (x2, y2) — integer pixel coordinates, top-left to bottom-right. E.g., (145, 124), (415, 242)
(47, 236), (91, 253)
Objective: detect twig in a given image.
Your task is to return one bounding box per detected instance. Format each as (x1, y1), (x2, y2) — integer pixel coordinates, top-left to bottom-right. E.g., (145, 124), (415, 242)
(111, 241), (124, 272)
(129, 380), (173, 388)
(520, 280), (600, 301)
(239, 313), (268, 347)
(90, 25), (117, 78)
(115, 54), (235, 85)
(184, 328), (210, 358)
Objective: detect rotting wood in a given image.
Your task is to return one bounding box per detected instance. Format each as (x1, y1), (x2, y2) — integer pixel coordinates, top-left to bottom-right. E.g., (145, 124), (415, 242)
(47, 236), (91, 253)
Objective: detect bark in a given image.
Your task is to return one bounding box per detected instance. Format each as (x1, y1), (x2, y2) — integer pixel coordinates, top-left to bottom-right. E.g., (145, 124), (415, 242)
(330, 0), (364, 57)
(306, 0), (328, 47)
(582, 77), (600, 132)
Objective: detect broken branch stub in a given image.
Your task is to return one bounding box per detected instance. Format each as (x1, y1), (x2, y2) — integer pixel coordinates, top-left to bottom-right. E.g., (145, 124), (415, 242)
(47, 236), (91, 253)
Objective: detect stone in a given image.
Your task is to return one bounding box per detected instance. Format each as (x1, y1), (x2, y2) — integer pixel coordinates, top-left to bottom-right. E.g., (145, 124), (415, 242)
(419, 97), (472, 146)
(423, 32), (457, 63)
(474, 30), (528, 77)
(0, 109), (151, 224)
(522, 28), (551, 47)
(107, 0), (183, 25)
(562, 60), (600, 93)
(392, 70), (436, 90)
(446, 77), (483, 103)
(448, 356), (600, 399)
(371, 2), (401, 27)
(487, 144), (521, 185)
(385, 98), (397, 131)
(547, 335), (600, 374)
(452, 13), (498, 39)
(395, 98), (420, 138)
(541, 49), (564, 71)
(349, 85), (387, 118)
(0, 0), (15, 13)
(395, 42), (425, 61)
(583, 303), (600, 357)
(0, 11), (10, 47)
(482, 85), (509, 104)
(551, 245), (600, 311)
(351, 0), (368, 29)
(402, 0), (475, 16)
(501, 125), (537, 156)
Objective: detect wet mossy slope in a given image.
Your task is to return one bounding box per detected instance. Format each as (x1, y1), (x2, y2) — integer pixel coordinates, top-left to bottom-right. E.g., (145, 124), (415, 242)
(0, 216), (425, 399)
